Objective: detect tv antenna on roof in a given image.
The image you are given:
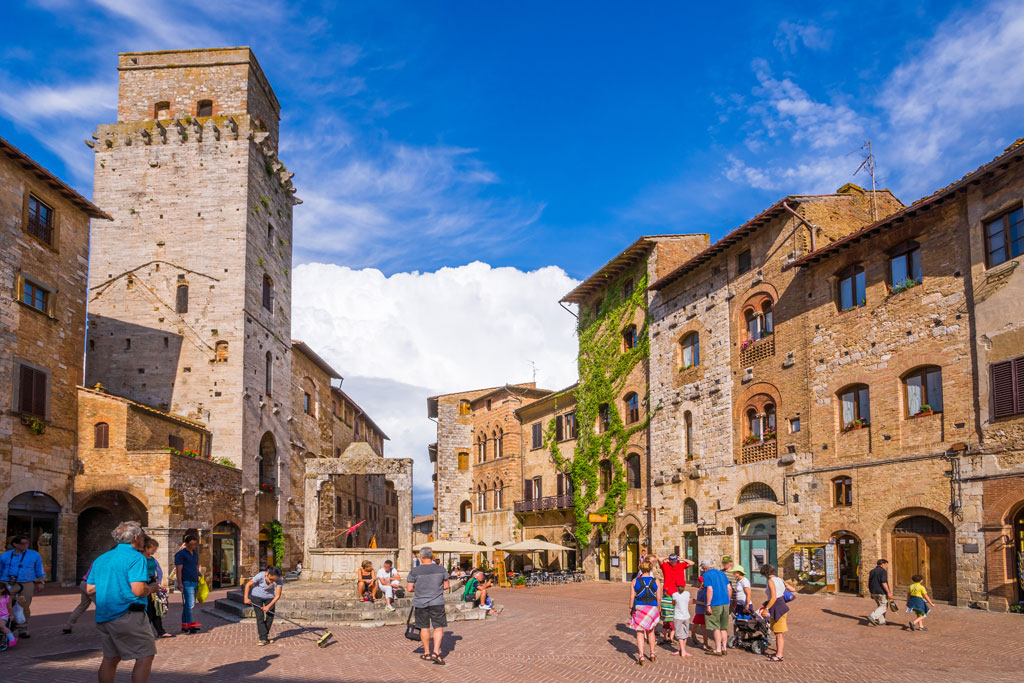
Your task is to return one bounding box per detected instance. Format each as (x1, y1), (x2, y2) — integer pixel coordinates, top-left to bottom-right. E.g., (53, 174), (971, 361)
(853, 140), (879, 221)
(527, 360), (538, 384)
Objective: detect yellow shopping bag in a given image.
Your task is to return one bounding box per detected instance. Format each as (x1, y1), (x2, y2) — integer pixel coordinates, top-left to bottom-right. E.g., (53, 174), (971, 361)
(197, 576), (210, 603)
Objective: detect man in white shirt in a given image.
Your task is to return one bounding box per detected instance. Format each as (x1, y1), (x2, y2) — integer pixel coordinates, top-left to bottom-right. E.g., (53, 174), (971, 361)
(376, 560), (401, 612)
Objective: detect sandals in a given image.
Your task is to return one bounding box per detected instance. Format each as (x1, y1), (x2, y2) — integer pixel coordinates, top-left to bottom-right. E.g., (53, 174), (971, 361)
(430, 653), (446, 666)
(419, 654), (432, 661)
(648, 655), (657, 663)
(768, 655), (784, 662)
(635, 657), (645, 666)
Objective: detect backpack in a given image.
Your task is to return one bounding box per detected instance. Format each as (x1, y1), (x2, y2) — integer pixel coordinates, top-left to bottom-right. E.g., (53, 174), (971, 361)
(635, 576), (657, 602)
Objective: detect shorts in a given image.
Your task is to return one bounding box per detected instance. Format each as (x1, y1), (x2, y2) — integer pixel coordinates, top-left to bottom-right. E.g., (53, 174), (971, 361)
(705, 604), (729, 631)
(770, 613), (788, 633)
(413, 604), (447, 630)
(96, 610), (157, 660)
(692, 613), (705, 625)
(673, 619), (691, 639)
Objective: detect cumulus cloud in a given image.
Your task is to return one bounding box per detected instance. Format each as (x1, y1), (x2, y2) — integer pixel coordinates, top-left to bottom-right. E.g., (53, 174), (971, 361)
(773, 21), (833, 54)
(291, 261), (580, 512)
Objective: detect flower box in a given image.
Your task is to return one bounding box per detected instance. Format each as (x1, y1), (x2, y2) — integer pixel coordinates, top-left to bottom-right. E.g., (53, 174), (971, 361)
(913, 410), (934, 418)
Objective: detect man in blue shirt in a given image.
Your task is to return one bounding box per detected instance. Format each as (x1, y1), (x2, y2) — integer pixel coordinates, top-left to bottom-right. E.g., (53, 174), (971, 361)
(87, 521), (158, 683)
(0, 535), (45, 638)
(174, 535), (202, 633)
(699, 558), (732, 656)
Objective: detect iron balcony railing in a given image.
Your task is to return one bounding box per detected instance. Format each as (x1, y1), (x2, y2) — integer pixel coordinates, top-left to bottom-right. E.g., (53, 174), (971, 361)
(514, 494), (573, 513)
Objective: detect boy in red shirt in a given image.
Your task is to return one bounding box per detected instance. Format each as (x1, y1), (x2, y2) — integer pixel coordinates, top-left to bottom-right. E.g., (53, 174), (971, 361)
(648, 552), (694, 645)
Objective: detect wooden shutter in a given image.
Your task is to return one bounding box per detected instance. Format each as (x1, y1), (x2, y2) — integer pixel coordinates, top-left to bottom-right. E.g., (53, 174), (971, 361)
(555, 415), (564, 441)
(32, 367), (46, 417)
(524, 479), (533, 501)
(18, 365), (34, 414)
(992, 360), (1016, 418)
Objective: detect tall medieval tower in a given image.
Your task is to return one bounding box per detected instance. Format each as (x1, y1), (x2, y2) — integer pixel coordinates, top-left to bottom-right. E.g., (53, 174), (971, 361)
(85, 48), (299, 565)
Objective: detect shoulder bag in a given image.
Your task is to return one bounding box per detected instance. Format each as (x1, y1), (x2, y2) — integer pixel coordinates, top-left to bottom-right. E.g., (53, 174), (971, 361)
(404, 607), (421, 641)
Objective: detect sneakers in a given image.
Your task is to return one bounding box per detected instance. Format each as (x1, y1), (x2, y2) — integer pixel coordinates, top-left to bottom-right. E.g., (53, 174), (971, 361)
(384, 605), (395, 612)
(258, 639), (269, 646)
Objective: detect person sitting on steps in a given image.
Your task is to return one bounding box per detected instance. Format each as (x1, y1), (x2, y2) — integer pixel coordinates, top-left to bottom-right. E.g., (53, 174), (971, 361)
(356, 560), (376, 602)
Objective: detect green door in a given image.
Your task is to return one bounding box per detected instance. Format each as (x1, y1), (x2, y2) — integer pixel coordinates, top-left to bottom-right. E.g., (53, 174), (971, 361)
(739, 516), (777, 588)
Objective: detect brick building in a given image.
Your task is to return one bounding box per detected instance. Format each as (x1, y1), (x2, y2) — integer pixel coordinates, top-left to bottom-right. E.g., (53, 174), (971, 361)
(0, 137), (109, 585)
(428, 384), (550, 563)
(513, 385), (579, 571)
(560, 235), (709, 581)
(643, 140), (1024, 609)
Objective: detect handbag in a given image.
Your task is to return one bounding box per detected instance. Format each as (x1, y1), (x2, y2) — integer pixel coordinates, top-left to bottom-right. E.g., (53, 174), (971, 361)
(404, 607), (421, 641)
(782, 589), (795, 603)
(196, 576), (210, 604)
(11, 599), (26, 625)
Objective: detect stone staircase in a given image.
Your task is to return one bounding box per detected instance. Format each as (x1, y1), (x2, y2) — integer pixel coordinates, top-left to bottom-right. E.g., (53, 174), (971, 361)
(208, 581), (495, 628)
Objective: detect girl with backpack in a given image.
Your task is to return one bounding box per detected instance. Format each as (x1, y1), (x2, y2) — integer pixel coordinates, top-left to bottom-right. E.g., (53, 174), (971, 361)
(627, 561), (661, 666)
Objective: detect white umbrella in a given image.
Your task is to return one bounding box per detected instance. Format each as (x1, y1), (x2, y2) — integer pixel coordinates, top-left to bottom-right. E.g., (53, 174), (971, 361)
(413, 540), (491, 553)
(497, 539), (574, 552)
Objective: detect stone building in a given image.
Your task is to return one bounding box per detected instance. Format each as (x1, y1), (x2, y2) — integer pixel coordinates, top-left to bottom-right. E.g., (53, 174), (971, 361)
(0, 136), (109, 585)
(82, 47), (300, 579)
(412, 514), (434, 547)
(513, 385), (579, 571)
(75, 386), (242, 588)
(647, 188), (902, 592)
(428, 383), (551, 559)
(559, 235), (709, 581)
(644, 139), (1024, 609)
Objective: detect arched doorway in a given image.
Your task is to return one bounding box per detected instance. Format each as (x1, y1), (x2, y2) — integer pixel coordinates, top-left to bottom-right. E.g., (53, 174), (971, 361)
(211, 521), (240, 588)
(7, 492), (61, 582)
(624, 524), (640, 580)
(832, 531), (861, 594)
(561, 533), (577, 571)
(892, 515), (952, 600)
(1014, 507), (1024, 604)
(739, 515), (777, 588)
(599, 540), (610, 580)
(75, 490), (148, 581)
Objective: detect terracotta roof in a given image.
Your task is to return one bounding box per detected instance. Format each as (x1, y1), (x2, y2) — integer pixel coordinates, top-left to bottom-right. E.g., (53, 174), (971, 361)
(77, 385), (209, 430)
(0, 136), (111, 220)
(514, 383), (579, 420)
(470, 384), (552, 406)
(787, 138), (1024, 269)
(561, 235), (700, 304)
(291, 340), (343, 380)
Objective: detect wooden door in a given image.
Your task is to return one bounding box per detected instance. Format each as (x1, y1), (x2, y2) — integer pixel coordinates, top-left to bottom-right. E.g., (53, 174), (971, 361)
(925, 535), (952, 601)
(893, 535), (920, 589)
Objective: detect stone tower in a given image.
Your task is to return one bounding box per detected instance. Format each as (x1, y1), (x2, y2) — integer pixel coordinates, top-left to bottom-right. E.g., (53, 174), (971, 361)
(85, 48), (299, 567)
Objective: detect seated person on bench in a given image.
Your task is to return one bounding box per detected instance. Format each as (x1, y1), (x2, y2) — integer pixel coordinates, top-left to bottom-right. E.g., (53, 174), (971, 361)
(356, 560), (376, 602)
(462, 571), (498, 615)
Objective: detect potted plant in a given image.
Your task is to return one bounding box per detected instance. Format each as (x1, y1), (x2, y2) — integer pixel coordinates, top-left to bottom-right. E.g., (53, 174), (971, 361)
(762, 427), (777, 440)
(740, 338), (753, 352)
(685, 453), (695, 461)
(843, 418), (867, 431)
(679, 363), (694, 371)
(513, 575), (527, 589)
(915, 404), (933, 417)
(21, 416), (46, 435)
(259, 482), (276, 494)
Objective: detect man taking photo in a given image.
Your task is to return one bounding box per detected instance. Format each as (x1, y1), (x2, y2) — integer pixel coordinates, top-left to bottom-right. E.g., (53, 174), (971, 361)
(462, 570), (498, 615)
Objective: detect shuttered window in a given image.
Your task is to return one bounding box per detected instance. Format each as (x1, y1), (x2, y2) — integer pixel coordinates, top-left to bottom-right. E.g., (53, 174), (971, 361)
(94, 422), (109, 448)
(18, 364), (47, 417)
(555, 414), (564, 441)
(992, 356), (1024, 418)
(531, 422), (543, 449)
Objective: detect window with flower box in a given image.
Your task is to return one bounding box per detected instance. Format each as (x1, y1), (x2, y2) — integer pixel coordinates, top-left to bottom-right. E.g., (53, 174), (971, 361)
(839, 384), (870, 430)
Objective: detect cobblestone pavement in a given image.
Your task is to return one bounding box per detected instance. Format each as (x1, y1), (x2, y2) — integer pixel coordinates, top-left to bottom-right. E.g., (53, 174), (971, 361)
(5, 582), (1021, 682)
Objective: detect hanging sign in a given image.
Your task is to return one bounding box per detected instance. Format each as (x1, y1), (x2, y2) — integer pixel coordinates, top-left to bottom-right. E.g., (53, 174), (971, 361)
(588, 513), (608, 523)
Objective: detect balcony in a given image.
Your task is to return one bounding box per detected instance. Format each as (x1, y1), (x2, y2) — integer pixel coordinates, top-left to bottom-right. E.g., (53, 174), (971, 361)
(514, 494), (573, 513)
(739, 437), (777, 464)
(740, 333), (775, 366)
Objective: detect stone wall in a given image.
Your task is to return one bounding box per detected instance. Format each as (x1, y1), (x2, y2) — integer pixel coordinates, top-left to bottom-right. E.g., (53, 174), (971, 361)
(0, 144), (97, 584)
(306, 548), (400, 582)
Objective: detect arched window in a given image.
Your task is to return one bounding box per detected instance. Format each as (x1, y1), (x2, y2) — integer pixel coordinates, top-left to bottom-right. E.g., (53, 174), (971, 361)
(626, 453), (641, 489)
(258, 432), (276, 486)
(94, 422), (109, 448)
(623, 324), (638, 350)
(839, 384), (870, 429)
(680, 332), (699, 369)
(197, 99), (213, 117)
(837, 265), (866, 310)
(176, 282), (189, 314)
(624, 392), (640, 424)
(832, 476), (852, 507)
(744, 400), (776, 442)
(460, 501), (472, 523)
(683, 410), (693, 457)
(745, 308), (761, 342)
(494, 480), (503, 509)
(599, 459), (612, 493)
(598, 403), (611, 433)
(494, 428), (503, 458)
(683, 498), (697, 524)
(738, 482), (777, 504)
(264, 351), (273, 395)
(262, 274), (274, 311)
(154, 101), (170, 119)
(477, 485), (487, 512)
(903, 366), (943, 417)
(215, 340), (229, 362)
(478, 433), (487, 462)
(762, 301), (774, 334)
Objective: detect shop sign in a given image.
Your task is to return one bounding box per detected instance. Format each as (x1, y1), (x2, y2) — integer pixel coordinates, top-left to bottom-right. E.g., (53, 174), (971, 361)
(588, 513), (609, 523)
(697, 526), (734, 537)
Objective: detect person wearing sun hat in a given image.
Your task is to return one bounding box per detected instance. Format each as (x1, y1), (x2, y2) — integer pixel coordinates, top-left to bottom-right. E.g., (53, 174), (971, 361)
(731, 565), (752, 614)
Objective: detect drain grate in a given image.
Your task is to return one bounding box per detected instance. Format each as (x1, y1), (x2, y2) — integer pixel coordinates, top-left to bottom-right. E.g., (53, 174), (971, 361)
(34, 648), (101, 662)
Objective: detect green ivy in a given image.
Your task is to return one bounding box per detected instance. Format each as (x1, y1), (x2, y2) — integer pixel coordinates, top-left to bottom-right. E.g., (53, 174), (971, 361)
(269, 519), (286, 567)
(551, 273), (652, 549)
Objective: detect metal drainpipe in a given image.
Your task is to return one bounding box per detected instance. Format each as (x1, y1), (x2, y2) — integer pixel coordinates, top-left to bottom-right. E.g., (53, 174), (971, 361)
(783, 201), (818, 251)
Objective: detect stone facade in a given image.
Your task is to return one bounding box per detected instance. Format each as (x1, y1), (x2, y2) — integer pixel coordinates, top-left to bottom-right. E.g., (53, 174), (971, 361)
(428, 384), (550, 551)
(513, 387), (579, 571)
(412, 514), (434, 547)
(0, 137), (108, 585)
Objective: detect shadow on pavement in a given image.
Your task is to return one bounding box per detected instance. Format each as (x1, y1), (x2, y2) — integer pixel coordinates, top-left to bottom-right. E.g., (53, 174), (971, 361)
(207, 653), (279, 676)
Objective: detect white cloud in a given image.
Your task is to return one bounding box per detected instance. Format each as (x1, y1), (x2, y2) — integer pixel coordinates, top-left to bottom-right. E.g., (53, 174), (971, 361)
(291, 261), (580, 512)
(774, 21), (833, 54)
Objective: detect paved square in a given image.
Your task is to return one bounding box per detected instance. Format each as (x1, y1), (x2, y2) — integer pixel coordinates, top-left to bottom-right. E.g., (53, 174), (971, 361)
(5, 583), (1020, 682)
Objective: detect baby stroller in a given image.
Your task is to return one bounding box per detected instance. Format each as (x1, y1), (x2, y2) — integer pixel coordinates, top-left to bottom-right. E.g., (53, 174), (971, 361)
(727, 606), (772, 655)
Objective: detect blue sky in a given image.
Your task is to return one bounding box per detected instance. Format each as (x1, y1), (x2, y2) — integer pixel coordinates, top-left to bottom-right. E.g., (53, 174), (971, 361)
(4, 1), (1022, 514)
